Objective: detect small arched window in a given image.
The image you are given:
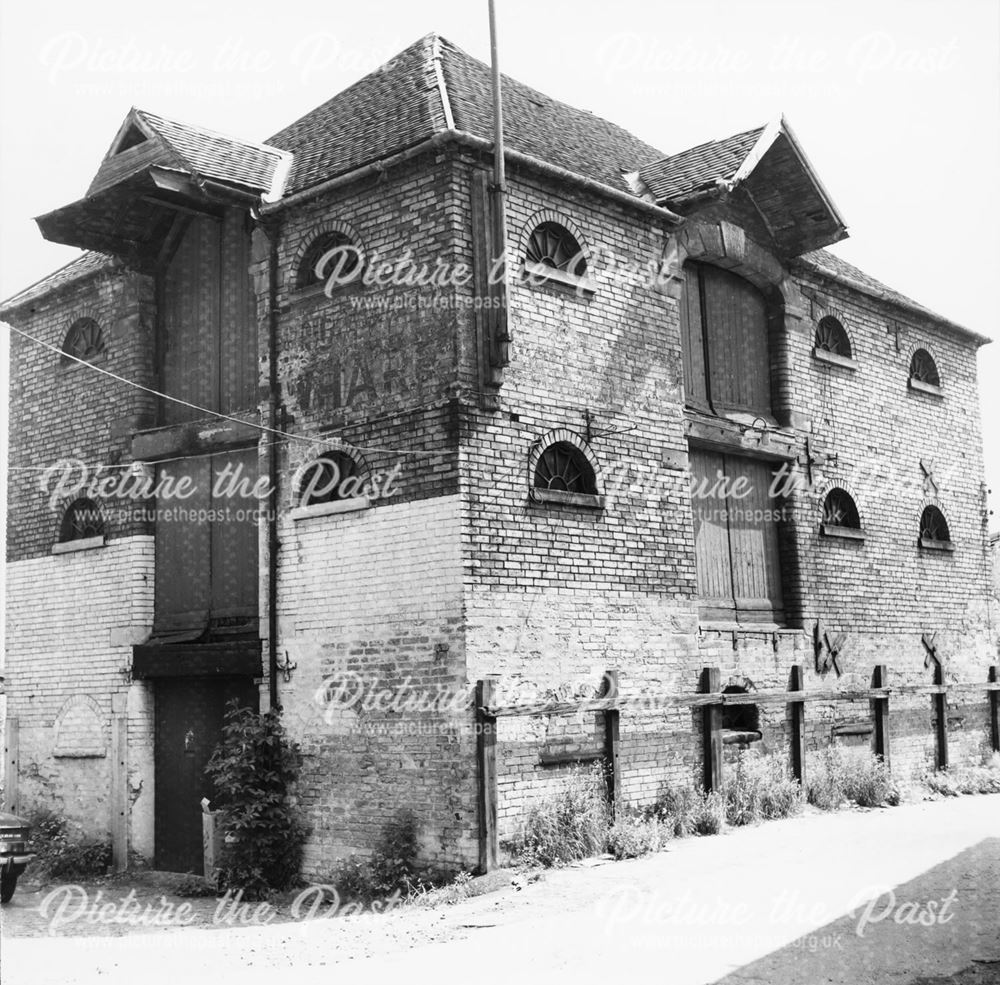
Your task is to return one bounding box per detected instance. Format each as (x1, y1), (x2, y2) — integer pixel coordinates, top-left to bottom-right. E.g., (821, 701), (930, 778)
(525, 222), (586, 276)
(909, 349), (941, 389)
(534, 442), (598, 495)
(60, 498), (104, 542)
(298, 452), (364, 506)
(822, 489), (861, 530)
(814, 316), (852, 359)
(297, 232), (362, 289)
(919, 505), (952, 548)
(62, 318), (104, 365)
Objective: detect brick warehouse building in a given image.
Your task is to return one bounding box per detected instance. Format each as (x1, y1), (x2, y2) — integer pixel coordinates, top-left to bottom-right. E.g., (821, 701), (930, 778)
(2, 33), (996, 876)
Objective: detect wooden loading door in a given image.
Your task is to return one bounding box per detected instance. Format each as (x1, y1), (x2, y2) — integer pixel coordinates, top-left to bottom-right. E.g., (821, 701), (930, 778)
(153, 677), (257, 873)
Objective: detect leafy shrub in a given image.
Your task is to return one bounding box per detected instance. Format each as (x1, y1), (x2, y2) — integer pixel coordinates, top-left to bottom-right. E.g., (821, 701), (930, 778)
(606, 811), (670, 859)
(510, 765), (611, 867)
(691, 790), (725, 835)
(643, 783), (724, 837)
(330, 810), (430, 903)
(922, 753), (1000, 797)
(204, 702), (308, 899)
(26, 809), (112, 880)
(807, 746), (898, 810)
(723, 749), (803, 826)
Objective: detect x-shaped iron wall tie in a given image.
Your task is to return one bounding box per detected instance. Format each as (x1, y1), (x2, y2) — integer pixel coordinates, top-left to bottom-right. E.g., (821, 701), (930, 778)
(814, 620), (847, 676)
(922, 632), (944, 675)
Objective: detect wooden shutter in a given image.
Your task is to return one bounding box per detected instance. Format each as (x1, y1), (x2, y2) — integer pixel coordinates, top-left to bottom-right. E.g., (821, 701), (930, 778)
(160, 210), (256, 423)
(219, 209), (257, 414)
(679, 264), (710, 410)
(209, 448), (259, 624)
(154, 456), (211, 632)
(699, 264), (771, 418)
(161, 216), (222, 424)
(725, 455), (784, 622)
(690, 448), (735, 619)
(689, 450), (784, 623)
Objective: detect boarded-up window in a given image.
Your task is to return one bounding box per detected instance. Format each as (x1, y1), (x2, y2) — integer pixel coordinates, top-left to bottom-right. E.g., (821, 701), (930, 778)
(160, 209), (256, 425)
(680, 262), (771, 417)
(690, 448), (784, 623)
(154, 448), (259, 634)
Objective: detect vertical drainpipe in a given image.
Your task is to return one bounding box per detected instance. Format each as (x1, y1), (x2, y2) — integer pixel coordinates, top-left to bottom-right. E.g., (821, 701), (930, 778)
(488, 0), (510, 369)
(266, 219), (281, 711)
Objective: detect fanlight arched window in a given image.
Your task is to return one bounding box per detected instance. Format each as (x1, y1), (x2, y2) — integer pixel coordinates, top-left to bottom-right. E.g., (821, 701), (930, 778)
(909, 349), (940, 388)
(822, 488), (861, 529)
(533, 442), (597, 495)
(814, 316), (852, 359)
(62, 318), (104, 365)
(919, 505), (952, 546)
(298, 452), (363, 506)
(59, 498), (104, 542)
(297, 232), (362, 289)
(525, 222), (586, 276)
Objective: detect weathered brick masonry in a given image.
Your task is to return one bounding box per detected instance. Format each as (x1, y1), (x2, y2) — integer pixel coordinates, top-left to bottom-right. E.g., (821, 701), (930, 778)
(2, 33), (994, 875)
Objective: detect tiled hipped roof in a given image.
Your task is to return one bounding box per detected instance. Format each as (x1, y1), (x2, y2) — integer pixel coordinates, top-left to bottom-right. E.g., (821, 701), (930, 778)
(0, 32), (987, 342)
(637, 127), (765, 204)
(267, 33), (667, 196)
(132, 109), (288, 193)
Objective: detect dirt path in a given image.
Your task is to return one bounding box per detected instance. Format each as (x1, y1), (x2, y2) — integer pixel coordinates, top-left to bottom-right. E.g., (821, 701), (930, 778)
(1, 795), (998, 984)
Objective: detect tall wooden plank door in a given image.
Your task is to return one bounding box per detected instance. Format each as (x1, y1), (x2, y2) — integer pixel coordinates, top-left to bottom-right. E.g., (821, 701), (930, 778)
(210, 448), (260, 629)
(689, 448), (735, 619)
(725, 455), (784, 623)
(153, 677), (257, 873)
(161, 215), (222, 424)
(154, 457), (212, 634)
(679, 263), (710, 411)
(219, 208), (257, 415)
(700, 264), (771, 418)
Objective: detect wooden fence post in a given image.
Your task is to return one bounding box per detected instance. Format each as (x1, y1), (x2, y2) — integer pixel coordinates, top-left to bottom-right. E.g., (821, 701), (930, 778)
(475, 679), (498, 874)
(873, 665), (891, 767)
(701, 667), (723, 793)
(933, 662), (949, 771)
(604, 670), (621, 819)
(789, 664), (806, 785)
(989, 666), (999, 754)
(110, 716), (128, 873)
(3, 718), (18, 815)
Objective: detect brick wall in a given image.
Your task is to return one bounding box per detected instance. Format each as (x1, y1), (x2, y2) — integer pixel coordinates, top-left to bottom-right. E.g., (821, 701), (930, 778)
(5, 536), (155, 849)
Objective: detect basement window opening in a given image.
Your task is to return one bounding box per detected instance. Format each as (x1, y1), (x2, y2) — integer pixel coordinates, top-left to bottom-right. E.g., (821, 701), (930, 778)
(721, 685), (761, 743)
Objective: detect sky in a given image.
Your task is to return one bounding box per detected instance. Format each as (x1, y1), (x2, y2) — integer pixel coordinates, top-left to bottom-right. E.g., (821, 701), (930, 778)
(0, 0), (998, 565)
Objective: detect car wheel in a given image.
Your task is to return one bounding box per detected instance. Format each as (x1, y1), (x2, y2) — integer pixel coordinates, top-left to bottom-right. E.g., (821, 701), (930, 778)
(0, 872), (18, 904)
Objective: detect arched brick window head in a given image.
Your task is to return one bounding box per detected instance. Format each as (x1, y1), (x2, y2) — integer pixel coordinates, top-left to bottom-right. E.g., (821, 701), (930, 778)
(910, 349), (940, 387)
(525, 222), (586, 276)
(60, 498), (104, 542)
(815, 316), (852, 358)
(297, 232), (361, 289)
(822, 488), (861, 529)
(299, 452), (363, 506)
(919, 505), (951, 544)
(534, 442), (597, 495)
(62, 318), (104, 365)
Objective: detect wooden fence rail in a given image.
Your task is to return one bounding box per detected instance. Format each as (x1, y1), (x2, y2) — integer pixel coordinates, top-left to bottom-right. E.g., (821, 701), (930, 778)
(474, 664), (1000, 873)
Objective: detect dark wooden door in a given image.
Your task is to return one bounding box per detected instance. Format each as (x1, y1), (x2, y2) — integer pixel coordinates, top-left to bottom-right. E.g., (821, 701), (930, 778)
(154, 677), (257, 873)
